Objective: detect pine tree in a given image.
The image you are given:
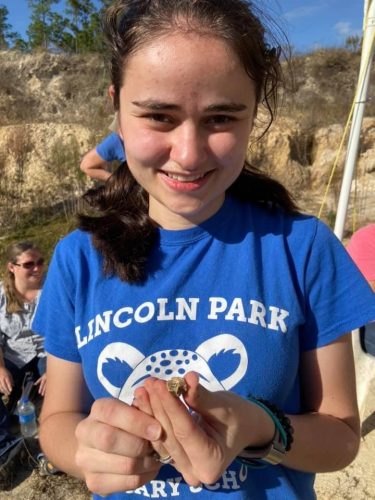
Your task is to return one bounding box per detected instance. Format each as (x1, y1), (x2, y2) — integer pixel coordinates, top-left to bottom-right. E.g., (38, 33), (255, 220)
(27, 0), (59, 50)
(65, 0), (95, 52)
(0, 5), (21, 49)
(49, 11), (74, 52)
(84, 0), (116, 53)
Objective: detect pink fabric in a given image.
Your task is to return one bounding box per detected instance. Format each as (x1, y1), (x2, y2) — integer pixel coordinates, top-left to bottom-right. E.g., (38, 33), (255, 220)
(346, 224), (375, 281)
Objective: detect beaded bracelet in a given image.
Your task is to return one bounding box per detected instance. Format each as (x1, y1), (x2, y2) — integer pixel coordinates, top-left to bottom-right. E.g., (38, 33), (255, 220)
(236, 396), (294, 467)
(253, 397), (294, 451)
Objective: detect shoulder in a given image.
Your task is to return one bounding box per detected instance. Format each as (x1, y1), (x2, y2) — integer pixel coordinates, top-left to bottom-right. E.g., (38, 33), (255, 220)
(52, 230), (101, 273)
(56, 229), (92, 251)
(40, 230), (103, 306)
(234, 199), (344, 267)
(237, 198), (320, 244)
(97, 132), (122, 149)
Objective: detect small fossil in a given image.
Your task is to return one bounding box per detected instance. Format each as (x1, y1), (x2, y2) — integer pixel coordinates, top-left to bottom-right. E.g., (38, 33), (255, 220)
(166, 377), (188, 397)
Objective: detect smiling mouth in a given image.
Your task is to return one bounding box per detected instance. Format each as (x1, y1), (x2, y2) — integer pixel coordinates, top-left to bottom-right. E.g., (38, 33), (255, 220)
(163, 172), (209, 182)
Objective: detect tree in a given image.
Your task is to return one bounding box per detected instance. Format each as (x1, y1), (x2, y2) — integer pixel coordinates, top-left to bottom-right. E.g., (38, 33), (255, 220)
(345, 35), (362, 53)
(0, 5), (21, 49)
(65, 0), (95, 52)
(27, 0), (59, 50)
(83, 0), (118, 53)
(12, 38), (29, 52)
(49, 11), (74, 52)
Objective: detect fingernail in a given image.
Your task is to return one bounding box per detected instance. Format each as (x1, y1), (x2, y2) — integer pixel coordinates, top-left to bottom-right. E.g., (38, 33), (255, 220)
(147, 424), (161, 441)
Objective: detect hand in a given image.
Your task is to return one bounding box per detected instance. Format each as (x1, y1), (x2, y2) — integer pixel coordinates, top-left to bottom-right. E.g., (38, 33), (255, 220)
(34, 373), (47, 396)
(0, 367), (13, 396)
(75, 397), (163, 496)
(140, 373), (274, 486)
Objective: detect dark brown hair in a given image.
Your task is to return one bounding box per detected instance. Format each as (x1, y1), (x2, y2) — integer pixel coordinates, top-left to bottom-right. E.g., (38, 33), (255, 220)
(79, 0), (298, 283)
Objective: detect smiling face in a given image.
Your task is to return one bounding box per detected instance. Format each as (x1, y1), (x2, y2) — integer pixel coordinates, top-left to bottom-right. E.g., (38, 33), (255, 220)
(8, 250), (44, 290)
(115, 33), (257, 229)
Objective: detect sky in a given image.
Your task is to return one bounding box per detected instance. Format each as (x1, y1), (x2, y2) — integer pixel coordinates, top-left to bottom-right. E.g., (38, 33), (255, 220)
(1, 0), (366, 53)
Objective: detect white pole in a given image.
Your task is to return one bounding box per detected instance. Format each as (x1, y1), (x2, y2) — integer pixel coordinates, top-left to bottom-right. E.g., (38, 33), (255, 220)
(334, 0), (375, 240)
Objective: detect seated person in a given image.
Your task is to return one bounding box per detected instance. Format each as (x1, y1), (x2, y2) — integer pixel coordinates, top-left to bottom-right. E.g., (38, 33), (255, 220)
(0, 241), (46, 469)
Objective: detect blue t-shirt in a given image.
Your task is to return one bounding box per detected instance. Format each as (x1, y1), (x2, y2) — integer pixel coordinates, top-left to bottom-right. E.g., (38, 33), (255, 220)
(33, 196), (375, 500)
(96, 133), (126, 162)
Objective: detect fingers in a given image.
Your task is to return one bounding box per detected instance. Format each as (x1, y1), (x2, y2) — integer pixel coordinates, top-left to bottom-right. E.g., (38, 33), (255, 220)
(147, 378), (217, 463)
(90, 398), (162, 443)
(85, 470), (157, 498)
(133, 386), (153, 417)
(143, 375), (231, 486)
(0, 369), (13, 396)
(76, 443), (160, 475)
(75, 399), (163, 496)
(77, 414), (154, 459)
(134, 386), (170, 461)
(144, 378), (205, 485)
(35, 374), (47, 396)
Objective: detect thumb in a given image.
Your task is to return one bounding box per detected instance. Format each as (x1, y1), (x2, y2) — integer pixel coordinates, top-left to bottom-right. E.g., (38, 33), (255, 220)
(184, 373), (245, 430)
(184, 372), (223, 417)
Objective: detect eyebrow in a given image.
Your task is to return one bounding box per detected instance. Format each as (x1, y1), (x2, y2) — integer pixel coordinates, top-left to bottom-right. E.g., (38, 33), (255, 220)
(131, 100), (248, 112)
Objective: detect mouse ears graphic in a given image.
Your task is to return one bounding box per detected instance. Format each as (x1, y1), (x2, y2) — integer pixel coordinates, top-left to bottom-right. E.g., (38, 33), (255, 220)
(97, 334), (248, 404)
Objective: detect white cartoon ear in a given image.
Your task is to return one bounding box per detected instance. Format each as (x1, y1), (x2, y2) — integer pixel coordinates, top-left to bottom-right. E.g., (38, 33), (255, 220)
(196, 334), (248, 390)
(97, 342), (145, 398)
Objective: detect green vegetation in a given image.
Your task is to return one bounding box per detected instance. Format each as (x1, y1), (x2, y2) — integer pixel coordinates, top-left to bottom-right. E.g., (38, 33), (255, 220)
(0, 5), (19, 48)
(0, 212), (76, 274)
(0, 0), (110, 53)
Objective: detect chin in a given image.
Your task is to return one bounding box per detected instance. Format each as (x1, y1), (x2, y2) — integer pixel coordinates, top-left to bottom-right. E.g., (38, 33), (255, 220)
(168, 200), (207, 216)
(29, 276), (42, 284)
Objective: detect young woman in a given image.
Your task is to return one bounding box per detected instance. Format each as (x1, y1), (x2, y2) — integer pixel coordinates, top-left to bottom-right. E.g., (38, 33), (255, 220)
(0, 241), (46, 462)
(33, 1), (375, 499)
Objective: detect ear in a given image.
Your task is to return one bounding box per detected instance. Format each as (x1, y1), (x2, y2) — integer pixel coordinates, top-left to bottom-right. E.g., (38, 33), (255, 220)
(108, 84), (115, 103)
(7, 262), (15, 274)
(117, 118), (124, 142)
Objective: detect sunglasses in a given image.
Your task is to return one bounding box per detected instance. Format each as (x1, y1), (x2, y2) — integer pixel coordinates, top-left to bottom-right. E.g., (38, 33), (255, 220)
(14, 258), (45, 269)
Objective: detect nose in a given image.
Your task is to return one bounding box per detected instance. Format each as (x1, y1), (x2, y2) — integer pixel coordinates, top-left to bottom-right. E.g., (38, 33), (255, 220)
(169, 122), (207, 170)
(31, 260), (44, 270)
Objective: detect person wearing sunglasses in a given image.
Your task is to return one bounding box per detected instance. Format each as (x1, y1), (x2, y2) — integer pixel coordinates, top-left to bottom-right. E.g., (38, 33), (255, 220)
(0, 241), (46, 479)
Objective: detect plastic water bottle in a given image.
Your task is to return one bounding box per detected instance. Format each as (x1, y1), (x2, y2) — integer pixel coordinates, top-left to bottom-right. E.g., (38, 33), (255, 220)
(17, 397), (38, 437)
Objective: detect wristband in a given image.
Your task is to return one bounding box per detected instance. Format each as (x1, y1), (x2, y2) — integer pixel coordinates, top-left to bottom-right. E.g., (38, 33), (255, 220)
(236, 397), (294, 467)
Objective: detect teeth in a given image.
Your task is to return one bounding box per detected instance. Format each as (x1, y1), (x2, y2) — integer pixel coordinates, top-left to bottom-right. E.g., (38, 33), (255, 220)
(167, 173), (205, 182)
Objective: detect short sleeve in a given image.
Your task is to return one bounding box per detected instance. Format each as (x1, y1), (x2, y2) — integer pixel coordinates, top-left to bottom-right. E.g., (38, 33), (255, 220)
(32, 236), (81, 362)
(301, 221), (375, 350)
(96, 133), (126, 162)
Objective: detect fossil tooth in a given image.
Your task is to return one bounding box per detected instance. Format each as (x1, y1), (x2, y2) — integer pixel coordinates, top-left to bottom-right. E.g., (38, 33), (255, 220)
(167, 377), (188, 397)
